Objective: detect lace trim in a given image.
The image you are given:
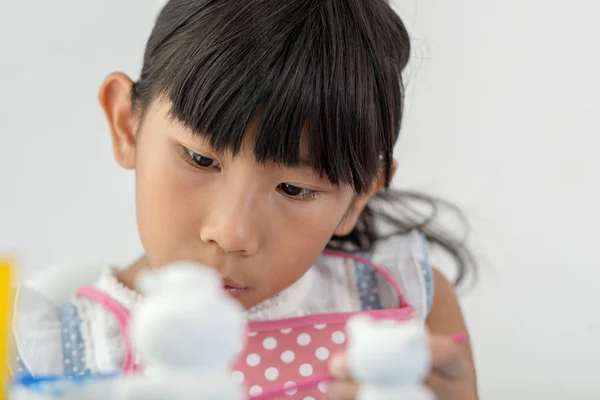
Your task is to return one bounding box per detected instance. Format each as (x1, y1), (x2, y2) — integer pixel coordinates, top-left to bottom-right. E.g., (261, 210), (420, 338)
(246, 267), (315, 322)
(95, 268), (313, 322)
(96, 269), (144, 310)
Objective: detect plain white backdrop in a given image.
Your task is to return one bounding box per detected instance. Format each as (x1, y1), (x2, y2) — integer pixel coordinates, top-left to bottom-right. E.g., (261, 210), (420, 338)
(1, 0), (599, 398)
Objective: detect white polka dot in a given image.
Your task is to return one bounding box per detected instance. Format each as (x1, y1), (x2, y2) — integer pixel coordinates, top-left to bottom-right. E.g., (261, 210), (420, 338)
(331, 331), (346, 344)
(232, 371), (244, 384)
(246, 353), (261, 367)
(315, 347), (330, 360)
(304, 397), (316, 400)
(249, 386), (263, 396)
(263, 337), (277, 350)
(65, 343), (71, 349)
(297, 333), (312, 346)
(281, 350), (295, 363)
(248, 331), (258, 337)
(265, 367), (279, 381)
(318, 382), (327, 393)
(299, 363), (313, 377)
(284, 381), (298, 395)
(314, 324), (327, 330)
(281, 328), (292, 334)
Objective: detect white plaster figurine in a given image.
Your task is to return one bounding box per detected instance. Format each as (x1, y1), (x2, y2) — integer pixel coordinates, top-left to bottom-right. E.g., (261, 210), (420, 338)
(67, 262), (247, 400)
(346, 316), (435, 400)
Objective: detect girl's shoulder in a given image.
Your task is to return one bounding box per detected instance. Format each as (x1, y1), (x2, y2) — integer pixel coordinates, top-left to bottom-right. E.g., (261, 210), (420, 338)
(11, 269), (141, 377)
(321, 230), (433, 320)
(366, 230), (434, 319)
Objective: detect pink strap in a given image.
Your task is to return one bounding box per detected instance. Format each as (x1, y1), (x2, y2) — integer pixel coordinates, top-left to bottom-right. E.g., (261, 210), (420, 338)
(322, 249), (409, 308)
(75, 286), (137, 374)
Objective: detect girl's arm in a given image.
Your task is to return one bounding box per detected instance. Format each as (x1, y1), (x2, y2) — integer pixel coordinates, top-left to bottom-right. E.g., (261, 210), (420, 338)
(425, 269), (478, 398)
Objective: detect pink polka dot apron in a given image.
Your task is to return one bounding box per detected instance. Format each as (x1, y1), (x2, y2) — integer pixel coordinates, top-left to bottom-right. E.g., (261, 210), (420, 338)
(76, 250), (415, 400)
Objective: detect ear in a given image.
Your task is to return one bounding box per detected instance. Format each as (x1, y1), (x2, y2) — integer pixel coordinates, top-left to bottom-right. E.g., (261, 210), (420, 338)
(334, 160), (398, 236)
(98, 72), (137, 169)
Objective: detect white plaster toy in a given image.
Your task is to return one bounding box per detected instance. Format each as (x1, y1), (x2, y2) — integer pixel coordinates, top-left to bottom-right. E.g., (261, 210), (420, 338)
(345, 316), (435, 400)
(132, 262), (246, 373)
(63, 262), (247, 400)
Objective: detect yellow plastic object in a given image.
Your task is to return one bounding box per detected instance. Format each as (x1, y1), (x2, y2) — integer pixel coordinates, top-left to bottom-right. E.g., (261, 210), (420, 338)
(0, 260), (12, 399)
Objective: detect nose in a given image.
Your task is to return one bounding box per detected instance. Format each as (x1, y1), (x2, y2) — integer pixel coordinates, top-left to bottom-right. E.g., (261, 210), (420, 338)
(199, 189), (260, 255)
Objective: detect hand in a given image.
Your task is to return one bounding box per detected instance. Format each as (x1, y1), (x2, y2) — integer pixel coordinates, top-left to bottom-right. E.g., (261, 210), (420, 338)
(327, 333), (477, 400)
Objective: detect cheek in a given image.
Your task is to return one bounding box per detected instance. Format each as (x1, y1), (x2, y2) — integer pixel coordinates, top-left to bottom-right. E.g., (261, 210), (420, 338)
(259, 198), (349, 293)
(134, 140), (204, 266)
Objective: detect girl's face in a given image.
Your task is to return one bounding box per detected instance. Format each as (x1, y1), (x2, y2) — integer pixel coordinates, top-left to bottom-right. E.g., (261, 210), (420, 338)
(102, 78), (377, 310)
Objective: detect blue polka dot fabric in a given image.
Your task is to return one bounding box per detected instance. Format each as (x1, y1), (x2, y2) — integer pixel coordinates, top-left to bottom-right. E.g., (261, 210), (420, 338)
(353, 252), (383, 311)
(418, 234), (434, 314)
(58, 303), (90, 376)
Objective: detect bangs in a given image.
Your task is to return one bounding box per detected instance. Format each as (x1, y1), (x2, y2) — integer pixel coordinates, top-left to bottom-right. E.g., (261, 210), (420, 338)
(136, 0), (410, 193)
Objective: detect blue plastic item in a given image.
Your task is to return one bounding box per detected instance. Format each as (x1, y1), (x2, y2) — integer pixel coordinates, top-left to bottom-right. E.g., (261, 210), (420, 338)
(11, 373), (119, 397)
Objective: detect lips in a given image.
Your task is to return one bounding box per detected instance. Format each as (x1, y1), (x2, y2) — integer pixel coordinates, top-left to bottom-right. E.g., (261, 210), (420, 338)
(222, 278), (247, 297)
(222, 285), (247, 297)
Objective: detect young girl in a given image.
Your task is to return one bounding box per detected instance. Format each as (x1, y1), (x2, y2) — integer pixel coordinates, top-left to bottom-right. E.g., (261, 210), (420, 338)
(12, 0), (478, 398)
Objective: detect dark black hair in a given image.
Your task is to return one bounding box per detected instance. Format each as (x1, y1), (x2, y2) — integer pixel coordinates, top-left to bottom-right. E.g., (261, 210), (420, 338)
(131, 0), (475, 286)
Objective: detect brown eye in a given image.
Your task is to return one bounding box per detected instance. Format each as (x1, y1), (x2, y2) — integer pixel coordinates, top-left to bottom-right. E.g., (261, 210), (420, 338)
(279, 183), (303, 196)
(278, 183), (319, 201)
(186, 148), (220, 169)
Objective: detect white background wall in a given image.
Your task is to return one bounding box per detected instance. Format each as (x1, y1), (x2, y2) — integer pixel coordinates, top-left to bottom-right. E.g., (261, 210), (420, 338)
(1, 0), (599, 398)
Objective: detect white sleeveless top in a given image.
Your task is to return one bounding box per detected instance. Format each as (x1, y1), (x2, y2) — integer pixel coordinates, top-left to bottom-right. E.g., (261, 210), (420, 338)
(12, 231), (433, 376)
